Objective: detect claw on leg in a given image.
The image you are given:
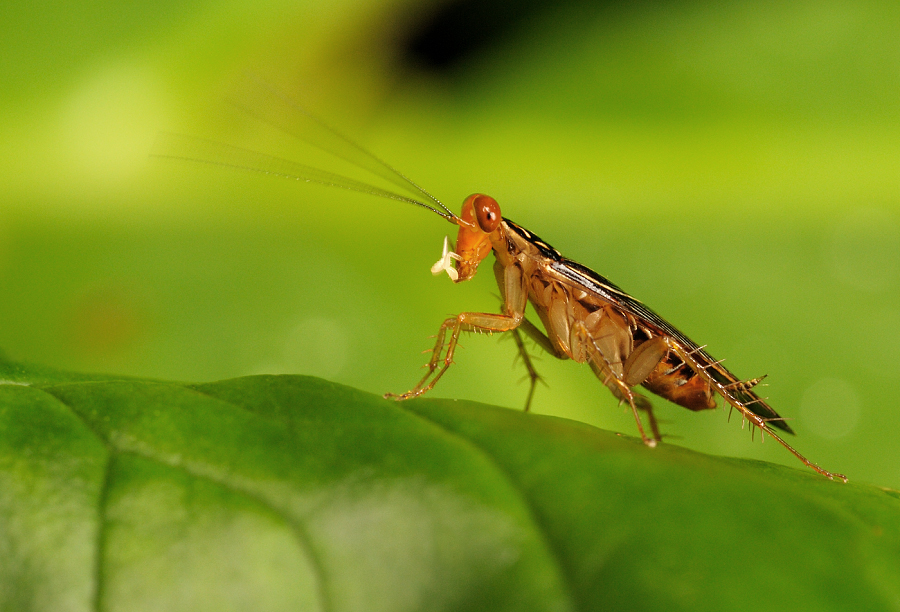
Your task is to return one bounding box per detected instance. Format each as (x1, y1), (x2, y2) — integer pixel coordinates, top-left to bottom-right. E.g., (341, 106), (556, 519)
(386, 302), (528, 403)
(635, 395), (662, 443)
(595, 357), (659, 447)
(384, 316), (461, 402)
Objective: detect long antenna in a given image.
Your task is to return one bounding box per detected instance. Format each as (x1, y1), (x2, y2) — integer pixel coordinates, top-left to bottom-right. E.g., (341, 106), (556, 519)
(231, 75), (457, 218)
(153, 76), (460, 223)
(151, 132), (459, 221)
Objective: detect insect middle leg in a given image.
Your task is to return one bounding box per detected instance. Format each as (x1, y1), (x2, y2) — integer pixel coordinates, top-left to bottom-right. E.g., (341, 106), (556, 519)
(510, 329), (540, 411)
(510, 317), (570, 412)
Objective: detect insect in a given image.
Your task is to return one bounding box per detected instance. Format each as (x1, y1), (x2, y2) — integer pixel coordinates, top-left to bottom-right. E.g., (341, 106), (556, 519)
(155, 78), (846, 481)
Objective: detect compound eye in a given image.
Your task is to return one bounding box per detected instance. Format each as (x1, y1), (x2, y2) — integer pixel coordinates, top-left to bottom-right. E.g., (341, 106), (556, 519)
(473, 194), (501, 233)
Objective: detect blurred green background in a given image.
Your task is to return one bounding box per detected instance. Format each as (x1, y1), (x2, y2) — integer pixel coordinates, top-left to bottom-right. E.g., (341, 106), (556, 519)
(1, 0), (898, 486)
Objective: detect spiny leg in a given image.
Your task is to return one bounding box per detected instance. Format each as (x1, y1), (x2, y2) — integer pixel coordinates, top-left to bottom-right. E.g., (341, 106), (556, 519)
(518, 317), (568, 358)
(723, 375), (767, 394)
(510, 328), (540, 412)
(509, 317), (571, 412)
(577, 322), (660, 447)
(664, 338), (847, 481)
(385, 310), (525, 402)
(385, 316), (460, 401)
(514, 313), (663, 437)
(612, 373), (658, 448)
(620, 336), (674, 442)
(634, 395), (663, 442)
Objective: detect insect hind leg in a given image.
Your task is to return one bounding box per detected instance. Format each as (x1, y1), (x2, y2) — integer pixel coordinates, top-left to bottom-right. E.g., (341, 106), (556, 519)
(665, 338), (848, 481)
(634, 394), (663, 442)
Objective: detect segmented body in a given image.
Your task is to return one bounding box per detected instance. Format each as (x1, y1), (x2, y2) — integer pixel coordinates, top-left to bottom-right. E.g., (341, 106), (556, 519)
(393, 192), (843, 479)
(155, 78), (843, 480)
(500, 218), (791, 434)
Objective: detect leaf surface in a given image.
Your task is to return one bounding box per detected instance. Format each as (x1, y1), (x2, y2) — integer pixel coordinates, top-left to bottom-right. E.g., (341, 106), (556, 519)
(1, 359), (897, 611)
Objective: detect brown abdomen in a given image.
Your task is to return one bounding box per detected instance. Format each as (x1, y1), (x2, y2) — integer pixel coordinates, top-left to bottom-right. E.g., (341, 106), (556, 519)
(641, 355), (717, 411)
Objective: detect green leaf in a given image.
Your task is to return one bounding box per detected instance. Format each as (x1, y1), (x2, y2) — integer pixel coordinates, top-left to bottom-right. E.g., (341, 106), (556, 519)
(1, 358), (898, 612)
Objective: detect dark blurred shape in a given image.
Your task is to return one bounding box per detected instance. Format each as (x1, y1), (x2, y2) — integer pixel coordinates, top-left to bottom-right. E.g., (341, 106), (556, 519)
(403, 0), (547, 72)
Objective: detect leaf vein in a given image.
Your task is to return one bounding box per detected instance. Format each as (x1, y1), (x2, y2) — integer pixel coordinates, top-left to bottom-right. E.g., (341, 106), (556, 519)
(34, 384), (331, 612)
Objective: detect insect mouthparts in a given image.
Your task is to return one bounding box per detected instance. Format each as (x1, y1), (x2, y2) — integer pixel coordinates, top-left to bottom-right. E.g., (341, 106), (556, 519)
(431, 236), (461, 281)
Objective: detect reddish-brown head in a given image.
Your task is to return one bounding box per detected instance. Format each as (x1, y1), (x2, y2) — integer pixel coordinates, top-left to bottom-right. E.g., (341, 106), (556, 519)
(453, 193), (502, 282)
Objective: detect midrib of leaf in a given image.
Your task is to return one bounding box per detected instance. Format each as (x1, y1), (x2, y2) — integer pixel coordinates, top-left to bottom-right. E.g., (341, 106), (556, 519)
(33, 381), (330, 612)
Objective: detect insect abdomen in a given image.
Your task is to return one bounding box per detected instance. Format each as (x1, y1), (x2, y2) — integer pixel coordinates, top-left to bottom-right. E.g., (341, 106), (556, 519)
(640, 350), (717, 411)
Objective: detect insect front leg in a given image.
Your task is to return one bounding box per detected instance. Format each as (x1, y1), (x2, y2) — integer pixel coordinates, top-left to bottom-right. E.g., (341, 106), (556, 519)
(385, 261), (529, 402)
(384, 311), (524, 401)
